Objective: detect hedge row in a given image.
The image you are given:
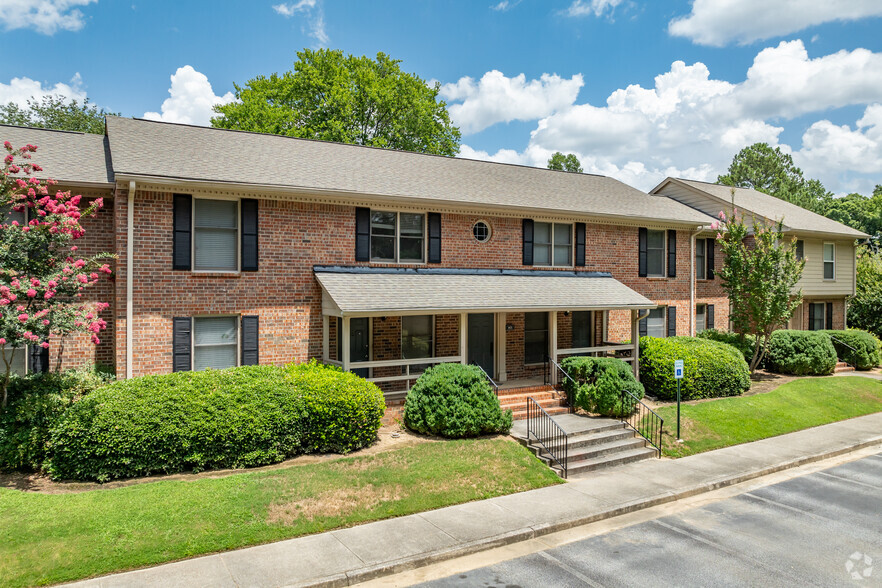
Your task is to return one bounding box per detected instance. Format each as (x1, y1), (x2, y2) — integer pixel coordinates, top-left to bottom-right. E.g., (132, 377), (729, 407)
(560, 356), (644, 416)
(766, 331), (838, 375)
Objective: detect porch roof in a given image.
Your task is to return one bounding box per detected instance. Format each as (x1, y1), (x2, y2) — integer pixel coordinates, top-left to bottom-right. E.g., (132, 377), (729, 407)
(315, 266), (655, 316)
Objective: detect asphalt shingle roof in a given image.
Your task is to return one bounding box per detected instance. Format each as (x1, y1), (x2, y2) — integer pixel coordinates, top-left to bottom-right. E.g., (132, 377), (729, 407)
(0, 125), (113, 185)
(105, 116), (711, 225)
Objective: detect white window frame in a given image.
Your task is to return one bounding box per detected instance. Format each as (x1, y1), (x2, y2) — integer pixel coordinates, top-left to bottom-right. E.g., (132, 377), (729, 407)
(823, 242), (835, 281)
(192, 315), (240, 371)
(1, 345), (29, 376)
(646, 306), (666, 338)
(646, 229), (666, 278)
(695, 239), (706, 280)
(533, 221), (573, 268)
(369, 210), (427, 264)
(192, 196), (241, 273)
(695, 304), (707, 334)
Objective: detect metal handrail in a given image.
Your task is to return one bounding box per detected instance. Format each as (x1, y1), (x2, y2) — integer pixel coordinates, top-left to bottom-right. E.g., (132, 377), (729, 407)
(472, 363), (499, 396)
(526, 396), (568, 478)
(619, 389), (664, 457)
(545, 355), (577, 408)
(829, 335), (857, 368)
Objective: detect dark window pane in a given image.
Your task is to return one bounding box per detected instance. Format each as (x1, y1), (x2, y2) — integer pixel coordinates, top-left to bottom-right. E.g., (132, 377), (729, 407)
(572, 311), (591, 348)
(399, 236), (424, 261)
(371, 235), (395, 261)
(371, 211), (396, 236)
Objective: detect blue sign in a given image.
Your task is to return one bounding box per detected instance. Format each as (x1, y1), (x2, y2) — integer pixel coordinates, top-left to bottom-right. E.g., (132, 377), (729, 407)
(674, 359), (684, 380)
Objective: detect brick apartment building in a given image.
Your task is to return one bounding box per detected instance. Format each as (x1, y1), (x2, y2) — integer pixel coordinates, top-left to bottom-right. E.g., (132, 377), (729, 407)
(1, 117), (866, 399)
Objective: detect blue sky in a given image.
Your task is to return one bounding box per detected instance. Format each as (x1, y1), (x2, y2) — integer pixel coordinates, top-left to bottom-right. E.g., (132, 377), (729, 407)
(2, 0), (882, 195)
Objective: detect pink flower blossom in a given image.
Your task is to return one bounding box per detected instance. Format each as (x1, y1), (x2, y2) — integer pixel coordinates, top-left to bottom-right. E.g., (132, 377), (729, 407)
(76, 274), (88, 284)
(42, 319), (50, 326)
(47, 280), (57, 288)
(74, 259), (86, 268)
(717, 232), (723, 240)
(40, 342), (49, 349)
(18, 313), (28, 322)
(0, 338), (5, 345)
(91, 335), (100, 345)
(26, 288), (37, 298)
(16, 305), (24, 311)
(718, 211), (726, 221)
(44, 291), (54, 300)
(710, 220), (719, 230)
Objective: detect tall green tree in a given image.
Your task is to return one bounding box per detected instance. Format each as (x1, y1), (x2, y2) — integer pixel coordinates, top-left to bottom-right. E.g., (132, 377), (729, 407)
(547, 152), (583, 173)
(820, 185), (882, 239)
(0, 96), (117, 134)
(847, 245), (882, 338)
(212, 49), (461, 156)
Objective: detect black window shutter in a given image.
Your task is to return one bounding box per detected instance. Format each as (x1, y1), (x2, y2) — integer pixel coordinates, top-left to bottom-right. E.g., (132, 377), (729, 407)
(427, 212), (442, 263)
(808, 303), (816, 330)
(707, 238), (715, 280)
(28, 344), (49, 373)
(240, 199), (259, 271)
(241, 315), (259, 366)
(707, 304), (715, 329)
(638, 315), (648, 338)
(522, 219), (534, 266)
(575, 222), (586, 267)
(173, 194), (192, 271)
(826, 302), (833, 330)
(638, 228), (648, 277)
(355, 207), (370, 262)
(667, 306), (677, 337)
(667, 230), (677, 278)
(172, 317), (192, 372)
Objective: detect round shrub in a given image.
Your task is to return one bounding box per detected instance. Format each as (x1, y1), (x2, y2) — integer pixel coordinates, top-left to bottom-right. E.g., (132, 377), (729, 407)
(559, 356), (644, 417)
(766, 330), (837, 375)
(822, 329), (881, 370)
(0, 366), (113, 472)
(403, 363), (512, 438)
(48, 361), (384, 482)
(639, 336), (751, 401)
(697, 329), (758, 365)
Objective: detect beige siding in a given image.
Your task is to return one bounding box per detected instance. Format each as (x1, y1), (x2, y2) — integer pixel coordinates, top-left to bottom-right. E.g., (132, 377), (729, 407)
(796, 239), (855, 296)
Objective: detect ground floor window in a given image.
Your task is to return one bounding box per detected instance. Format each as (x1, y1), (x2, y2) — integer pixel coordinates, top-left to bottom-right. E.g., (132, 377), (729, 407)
(402, 315), (433, 373)
(646, 307), (666, 338)
(193, 316), (239, 371)
(524, 312), (548, 364)
(809, 302), (826, 331)
(695, 304), (707, 334)
(1, 346), (27, 376)
(572, 311), (592, 348)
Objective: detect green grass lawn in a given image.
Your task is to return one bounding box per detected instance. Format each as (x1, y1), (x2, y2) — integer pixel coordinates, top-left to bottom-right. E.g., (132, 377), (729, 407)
(656, 376), (882, 458)
(0, 438), (559, 588)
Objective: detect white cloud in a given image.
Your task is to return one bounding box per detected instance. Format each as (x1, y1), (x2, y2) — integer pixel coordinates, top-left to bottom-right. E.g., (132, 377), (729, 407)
(440, 71), (584, 135)
(669, 0), (882, 47)
(565, 0), (624, 18)
(273, 0), (328, 46)
(490, 1), (521, 12)
(143, 66), (235, 126)
(0, 73), (87, 107)
(0, 0), (96, 35)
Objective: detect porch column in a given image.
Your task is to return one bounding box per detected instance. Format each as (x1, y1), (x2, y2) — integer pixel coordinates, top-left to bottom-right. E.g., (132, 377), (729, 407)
(459, 313), (467, 365)
(322, 315), (329, 363)
(341, 316), (351, 373)
(549, 310), (558, 385)
(496, 313), (507, 382)
(631, 309), (640, 381)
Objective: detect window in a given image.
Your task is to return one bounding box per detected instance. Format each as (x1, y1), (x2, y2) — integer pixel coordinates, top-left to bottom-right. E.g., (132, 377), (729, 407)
(524, 312), (548, 364)
(572, 311), (592, 348)
(2, 204), (26, 227)
(695, 304), (707, 334)
(1, 346), (27, 376)
(533, 222), (572, 266)
(402, 315), (433, 374)
(646, 307), (666, 338)
(194, 199), (238, 271)
(370, 211), (425, 263)
(823, 243), (835, 280)
(809, 302), (825, 331)
(646, 229), (666, 277)
(193, 316), (239, 371)
(696, 239), (706, 280)
(795, 240), (804, 261)
(472, 220), (491, 243)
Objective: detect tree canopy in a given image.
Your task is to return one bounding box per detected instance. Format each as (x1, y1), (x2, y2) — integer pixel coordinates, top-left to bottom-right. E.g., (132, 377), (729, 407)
(0, 96), (118, 134)
(820, 185), (882, 239)
(212, 49), (461, 156)
(848, 245), (882, 339)
(547, 152), (583, 173)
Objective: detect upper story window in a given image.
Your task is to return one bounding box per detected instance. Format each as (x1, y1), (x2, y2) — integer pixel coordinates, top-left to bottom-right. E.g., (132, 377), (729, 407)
(2, 204), (26, 226)
(823, 243), (835, 280)
(1, 346), (27, 376)
(370, 211), (425, 263)
(472, 220), (491, 243)
(533, 222), (572, 266)
(646, 229), (666, 277)
(696, 239), (706, 280)
(194, 199), (238, 271)
(795, 240), (805, 261)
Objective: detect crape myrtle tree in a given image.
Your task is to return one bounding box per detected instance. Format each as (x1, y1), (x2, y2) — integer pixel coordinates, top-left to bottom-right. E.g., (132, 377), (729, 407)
(713, 203), (805, 373)
(0, 141), (113, 410)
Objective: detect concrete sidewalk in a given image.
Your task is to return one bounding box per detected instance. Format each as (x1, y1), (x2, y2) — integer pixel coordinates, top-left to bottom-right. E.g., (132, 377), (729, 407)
(65, 412), (882, 588)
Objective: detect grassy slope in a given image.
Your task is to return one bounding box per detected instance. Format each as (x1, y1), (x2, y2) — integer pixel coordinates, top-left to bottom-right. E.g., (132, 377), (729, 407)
(0, 438), (560, 588)
(657, 376), (882, 458)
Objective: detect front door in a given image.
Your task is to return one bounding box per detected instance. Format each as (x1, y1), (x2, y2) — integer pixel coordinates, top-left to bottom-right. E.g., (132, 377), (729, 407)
(468, 313), (494, 377)
(350, 317), (370, 377)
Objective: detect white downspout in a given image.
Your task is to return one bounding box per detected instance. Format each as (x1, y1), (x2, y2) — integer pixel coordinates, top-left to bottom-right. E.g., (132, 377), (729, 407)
(126, 181), (135, 379)
(689, 227), (703, 336)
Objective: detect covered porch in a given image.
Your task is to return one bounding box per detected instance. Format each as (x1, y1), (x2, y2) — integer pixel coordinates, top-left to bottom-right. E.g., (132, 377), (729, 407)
(315, 266), (656, 394)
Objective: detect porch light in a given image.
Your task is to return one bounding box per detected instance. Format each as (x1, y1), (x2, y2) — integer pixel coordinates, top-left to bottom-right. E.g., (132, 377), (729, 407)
(506, 323), (515, 332)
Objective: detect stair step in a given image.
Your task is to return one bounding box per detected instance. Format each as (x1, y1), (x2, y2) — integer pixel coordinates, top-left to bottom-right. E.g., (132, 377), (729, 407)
(499, 391), (560, 405)
(510, 406), (570, 420)
(834, 366), (855, 373)
(565, 427), (635, 449)
(538, 437), (647, 463)
(566, 447), (658, 475)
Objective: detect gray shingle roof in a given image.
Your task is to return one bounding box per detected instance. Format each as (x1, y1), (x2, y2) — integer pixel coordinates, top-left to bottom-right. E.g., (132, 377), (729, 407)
(0, 125), (113, 185)
(670, 178), (867, 238)
(315, 267), (655, 315)
(105, 116), (711, 225)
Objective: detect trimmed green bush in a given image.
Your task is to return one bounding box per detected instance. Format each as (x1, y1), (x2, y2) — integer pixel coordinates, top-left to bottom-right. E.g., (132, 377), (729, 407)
(822, 329), (881, 370)
(697, 329), (758, 365)
(403, 363), (512, 438)
(48, 361), (384, 482)
(766, 330), (837, 375)
(559, 356), (644, 416)
(639, 336), (751, 401)
(0, 366), (113, 472)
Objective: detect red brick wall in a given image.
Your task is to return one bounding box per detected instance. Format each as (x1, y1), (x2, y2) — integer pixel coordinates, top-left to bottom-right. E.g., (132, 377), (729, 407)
(793, 297), (847, 330)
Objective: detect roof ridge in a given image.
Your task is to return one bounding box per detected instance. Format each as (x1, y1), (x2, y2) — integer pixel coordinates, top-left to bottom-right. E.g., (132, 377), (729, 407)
(0, 124), (93, 137)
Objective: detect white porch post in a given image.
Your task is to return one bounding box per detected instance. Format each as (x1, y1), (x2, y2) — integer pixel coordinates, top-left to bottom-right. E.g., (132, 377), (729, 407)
(459, 313), (468, 365)
(631, 309), (640, 381)
(322, 315), (329, 363)
(496, 313), (507, 382)
(341, 316), (351, 373)
(549, 310), (558, 385)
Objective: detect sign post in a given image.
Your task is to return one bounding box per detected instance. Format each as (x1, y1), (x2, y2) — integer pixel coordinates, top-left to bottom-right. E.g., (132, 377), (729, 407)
(674, 359), (684, 441)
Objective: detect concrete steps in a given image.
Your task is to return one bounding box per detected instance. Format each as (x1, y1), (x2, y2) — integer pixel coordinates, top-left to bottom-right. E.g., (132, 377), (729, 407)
(497, 384), (570, 421)
(834, 362), (855, 373)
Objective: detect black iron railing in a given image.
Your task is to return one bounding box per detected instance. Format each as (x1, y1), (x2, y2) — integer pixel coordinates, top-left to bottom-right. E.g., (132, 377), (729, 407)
(544, 355), (576, 408)
(619, 390), (663, 457)
(829, 335), (856, 368)
(527, 396), (568, 478)
(472, 363), (499, 396)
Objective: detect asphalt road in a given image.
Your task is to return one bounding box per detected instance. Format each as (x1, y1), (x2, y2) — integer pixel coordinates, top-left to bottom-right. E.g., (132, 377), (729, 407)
(417, 453), (882, 588)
